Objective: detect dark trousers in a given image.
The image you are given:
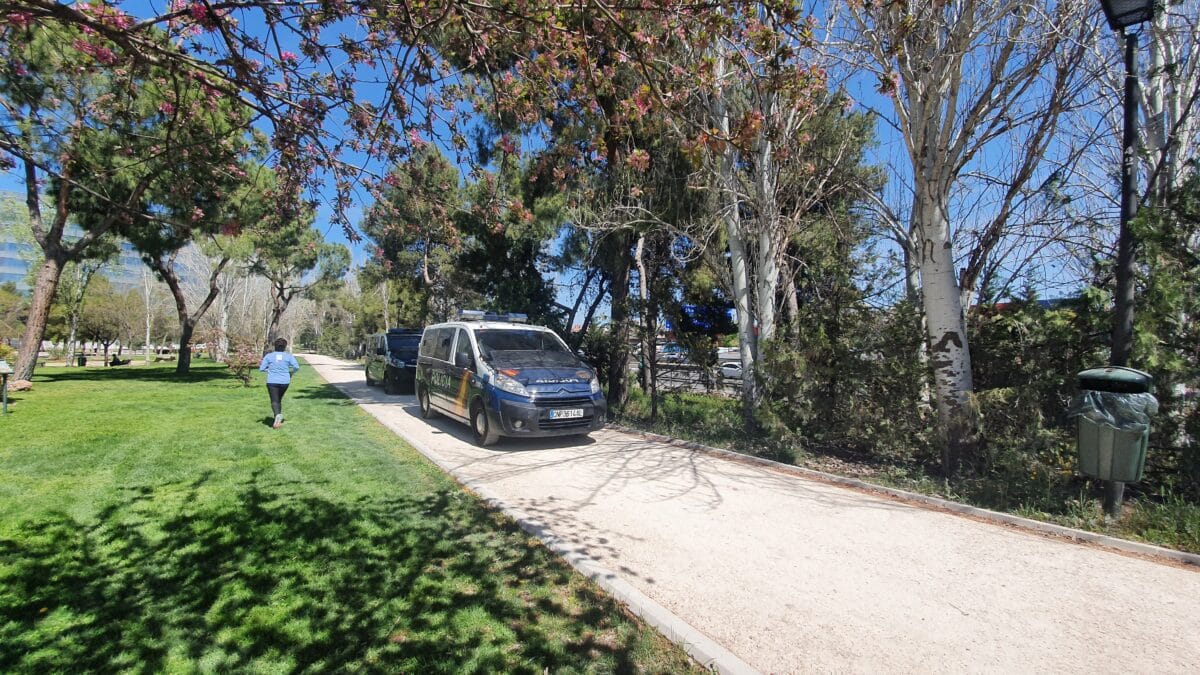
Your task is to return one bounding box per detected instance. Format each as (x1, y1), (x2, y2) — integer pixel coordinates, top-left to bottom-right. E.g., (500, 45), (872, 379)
(267, 383), (289, 417)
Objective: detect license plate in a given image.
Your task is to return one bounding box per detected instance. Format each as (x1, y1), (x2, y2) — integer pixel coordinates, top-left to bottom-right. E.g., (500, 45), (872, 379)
(549, 408), (584, 420)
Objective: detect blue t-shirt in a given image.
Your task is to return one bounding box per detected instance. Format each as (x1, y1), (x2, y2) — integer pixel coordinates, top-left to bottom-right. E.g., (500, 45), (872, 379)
(259, 351), (300, 385)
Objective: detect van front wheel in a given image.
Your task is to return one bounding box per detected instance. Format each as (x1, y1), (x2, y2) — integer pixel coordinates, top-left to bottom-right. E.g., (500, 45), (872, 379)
(471, 401), (499, 447)
(419, 387), (438, 419)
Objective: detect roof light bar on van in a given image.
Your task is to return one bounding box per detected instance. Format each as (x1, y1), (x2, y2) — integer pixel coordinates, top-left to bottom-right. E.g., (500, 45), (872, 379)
(456, 310), (528, 323)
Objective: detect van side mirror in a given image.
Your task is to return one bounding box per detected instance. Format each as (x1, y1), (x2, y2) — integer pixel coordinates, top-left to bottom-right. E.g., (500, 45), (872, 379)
(454, 351), (473, 369)
(376, 347), (387, 355)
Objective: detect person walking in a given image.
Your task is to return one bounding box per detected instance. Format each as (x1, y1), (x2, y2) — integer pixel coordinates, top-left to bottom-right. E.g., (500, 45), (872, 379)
(260, 338), (300, 429)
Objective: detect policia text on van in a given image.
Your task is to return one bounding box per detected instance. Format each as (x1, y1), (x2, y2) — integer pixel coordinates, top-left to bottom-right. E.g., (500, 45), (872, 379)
(415, 311), (607, 446)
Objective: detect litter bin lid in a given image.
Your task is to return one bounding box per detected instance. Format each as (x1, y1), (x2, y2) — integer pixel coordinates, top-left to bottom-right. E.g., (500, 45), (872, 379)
(1077, 366), (1153, 393)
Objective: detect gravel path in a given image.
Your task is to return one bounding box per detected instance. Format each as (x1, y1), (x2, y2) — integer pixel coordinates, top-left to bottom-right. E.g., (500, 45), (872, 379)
(303, 354), (1200, 674)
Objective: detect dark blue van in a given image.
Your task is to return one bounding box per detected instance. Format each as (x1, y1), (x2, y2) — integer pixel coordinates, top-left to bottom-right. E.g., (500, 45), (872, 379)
(365, 328), (423, 394)
(415, 312), (606, 446)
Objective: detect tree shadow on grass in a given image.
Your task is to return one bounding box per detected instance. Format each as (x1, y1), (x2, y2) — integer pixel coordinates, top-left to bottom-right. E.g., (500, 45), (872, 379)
(35, 365), (232, 386)
(0, 472), (681, 673)
(292, 383), (356, 404)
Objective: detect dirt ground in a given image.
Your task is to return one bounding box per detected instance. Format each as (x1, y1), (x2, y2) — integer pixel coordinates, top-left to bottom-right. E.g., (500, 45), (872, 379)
(305, 354), (1200, 674)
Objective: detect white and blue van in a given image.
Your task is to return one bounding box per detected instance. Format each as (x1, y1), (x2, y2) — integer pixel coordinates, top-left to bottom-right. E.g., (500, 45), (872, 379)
(415, 311), (607, 446)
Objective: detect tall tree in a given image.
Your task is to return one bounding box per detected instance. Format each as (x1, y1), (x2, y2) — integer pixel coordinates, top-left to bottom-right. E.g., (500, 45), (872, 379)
(77, 276), (122, 363)
(249, 214), (350, 349)
(650, 6), (872, 429)
(55, 255), (113, 367)
(842, 0), (1094, 473)
(1, 20), (247, 380)
(456, 165), (565, 329)
(363, 148), (468, 323)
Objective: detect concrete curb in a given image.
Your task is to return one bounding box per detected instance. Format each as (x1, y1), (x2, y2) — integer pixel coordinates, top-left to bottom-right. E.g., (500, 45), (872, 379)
(310, 368), (760, 674)
(609, 424), (1200, 570)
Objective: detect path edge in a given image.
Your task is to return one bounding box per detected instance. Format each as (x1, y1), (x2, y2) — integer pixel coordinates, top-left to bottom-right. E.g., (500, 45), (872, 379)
(608, 424), (1200, 569)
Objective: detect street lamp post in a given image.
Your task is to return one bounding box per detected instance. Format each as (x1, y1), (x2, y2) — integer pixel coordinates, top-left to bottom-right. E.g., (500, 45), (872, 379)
(1097, 0), (1157, 516)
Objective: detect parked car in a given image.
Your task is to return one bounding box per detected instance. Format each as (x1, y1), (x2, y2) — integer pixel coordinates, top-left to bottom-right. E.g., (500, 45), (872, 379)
(658, 342), (687, 362)
(719, 361), (742, 379)
(365, 328), (423, 394)
(415, 311), (606, 446)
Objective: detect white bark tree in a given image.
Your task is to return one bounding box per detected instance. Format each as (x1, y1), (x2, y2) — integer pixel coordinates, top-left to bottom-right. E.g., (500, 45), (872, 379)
(842, 0), (1095, 472)
(686, 8), (869, 426)
(1141, 3), (1200, 203)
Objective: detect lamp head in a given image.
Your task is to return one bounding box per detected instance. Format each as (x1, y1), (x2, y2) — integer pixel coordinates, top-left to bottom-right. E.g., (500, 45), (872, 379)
(1097, 0), (1157, 31)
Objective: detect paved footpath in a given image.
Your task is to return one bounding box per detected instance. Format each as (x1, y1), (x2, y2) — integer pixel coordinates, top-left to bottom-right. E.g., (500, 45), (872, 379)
(303, 354), (1200, 674)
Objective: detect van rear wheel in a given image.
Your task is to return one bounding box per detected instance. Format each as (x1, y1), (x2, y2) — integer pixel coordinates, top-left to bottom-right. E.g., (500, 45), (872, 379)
(383, 368), (399, 395)
(471, 401), (499, 447)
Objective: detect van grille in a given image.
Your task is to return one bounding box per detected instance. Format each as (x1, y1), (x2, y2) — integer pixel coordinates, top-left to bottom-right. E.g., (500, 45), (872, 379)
(533, 396), (594, 430)
(531, 396), (593, 408)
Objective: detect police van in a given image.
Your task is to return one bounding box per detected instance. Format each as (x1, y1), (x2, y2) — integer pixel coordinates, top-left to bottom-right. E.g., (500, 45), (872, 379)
(415, 311), (607, 446)
(365, 328), (423, 394)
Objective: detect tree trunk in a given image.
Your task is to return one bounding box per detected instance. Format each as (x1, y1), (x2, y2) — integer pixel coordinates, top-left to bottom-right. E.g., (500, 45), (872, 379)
(380, 280), (391, 328)
(177, 320), (195, 374)
(753, 125), (780, 346)
(155, 254), (228, 376)
(606, 231), (633, 411)
(14, 255), (66, 381)
(781, 262), (800, 341)
(727, 211), (759, 431)
(66, 316), (79, 368)
(577, 277), (608, 349)
(142, 267), (154, 364)
(755, 228), (780, 346)
(266, 295), (290, 351)
(901, 231), (923, 307)
(635, 234), (650, 393)
(917, 194), (978, 475)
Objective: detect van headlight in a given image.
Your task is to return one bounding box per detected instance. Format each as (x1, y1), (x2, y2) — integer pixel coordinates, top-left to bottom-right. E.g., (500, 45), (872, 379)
(589, 375), (601, 395)
(493, 372), (529, 397)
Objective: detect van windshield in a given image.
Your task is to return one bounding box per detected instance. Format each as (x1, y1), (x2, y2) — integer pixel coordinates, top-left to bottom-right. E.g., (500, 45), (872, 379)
(476, 329), (576, 367)
(387, 334), (421, 352)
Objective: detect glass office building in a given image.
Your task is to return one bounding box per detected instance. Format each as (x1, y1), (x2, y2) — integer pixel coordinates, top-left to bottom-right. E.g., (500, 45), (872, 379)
(0, 191), (146, 294)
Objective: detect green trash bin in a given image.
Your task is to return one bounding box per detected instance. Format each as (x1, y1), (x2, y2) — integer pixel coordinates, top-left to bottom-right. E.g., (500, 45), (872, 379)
(1070, 367), (1157, 483)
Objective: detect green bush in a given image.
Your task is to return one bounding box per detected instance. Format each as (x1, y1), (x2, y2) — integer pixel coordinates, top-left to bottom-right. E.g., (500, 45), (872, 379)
(579, 325), (620, 389)
(0, 343), (16, 364)
(1124, 492), (1200, 553)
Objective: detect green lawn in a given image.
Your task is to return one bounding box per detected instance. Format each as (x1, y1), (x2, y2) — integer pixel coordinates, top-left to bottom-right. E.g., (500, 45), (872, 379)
(0, 361), (698, 673)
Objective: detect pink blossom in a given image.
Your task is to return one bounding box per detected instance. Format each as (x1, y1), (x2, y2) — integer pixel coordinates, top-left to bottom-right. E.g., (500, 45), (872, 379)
(72, 39), (119, 65)
(280, 51), (298, 63)
(407, 128), (426, 147)
(188, 3), (208, 22)
(627, 148), (651, 172)
(13, 62), (29, 77)
(159, 102), (175, 115)
(6, 12), (33, 28)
